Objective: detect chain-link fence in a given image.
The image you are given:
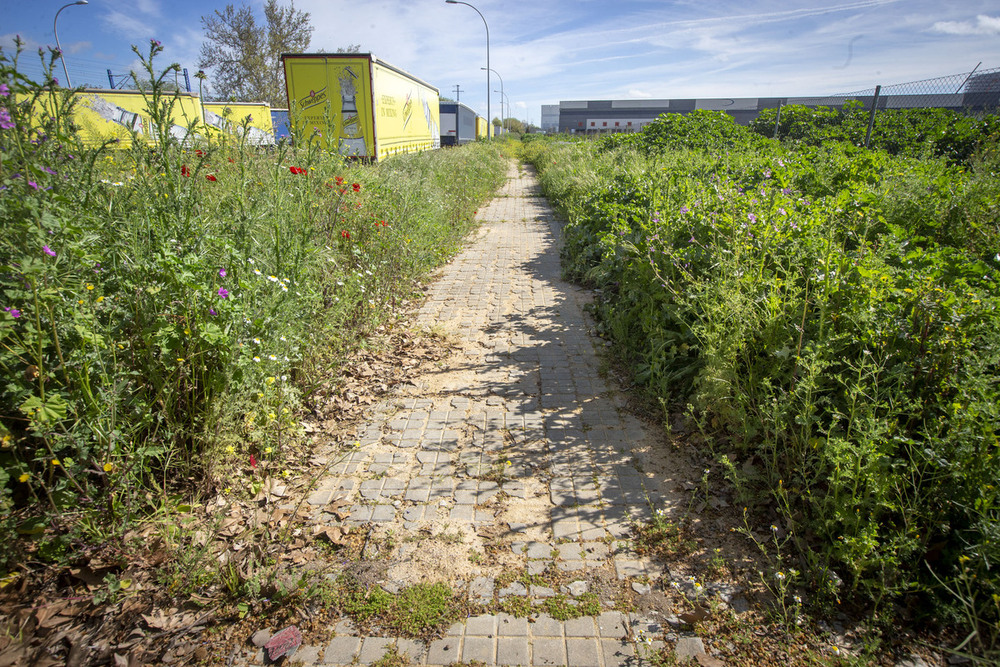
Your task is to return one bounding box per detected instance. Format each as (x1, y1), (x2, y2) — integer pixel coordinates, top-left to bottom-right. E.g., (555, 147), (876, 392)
(767, 65), (1000, 146)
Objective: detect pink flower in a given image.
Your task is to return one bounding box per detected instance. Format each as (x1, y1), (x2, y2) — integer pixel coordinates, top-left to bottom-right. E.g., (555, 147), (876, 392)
(218, 287), (229, 298)
(43, 245), (56, 257)
(219, 268), (227, 278)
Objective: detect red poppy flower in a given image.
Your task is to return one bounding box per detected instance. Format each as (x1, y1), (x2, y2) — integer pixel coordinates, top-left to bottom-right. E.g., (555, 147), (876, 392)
(181, 164), (190, 177)
(205, 174), (217, 182)
(335, 176), (344, 186)
(289, 166), (307, 175)
(341, 230), (350, 239)
(195, 149), (205, 157)
(228, 157), (235, 163)
(339, 188), (346, 195)
(352, 183), (361, 192)
(250, 453), (257, 469)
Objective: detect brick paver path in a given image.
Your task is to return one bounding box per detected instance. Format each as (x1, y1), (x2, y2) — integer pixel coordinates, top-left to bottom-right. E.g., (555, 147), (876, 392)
(237, 162), (706, 666)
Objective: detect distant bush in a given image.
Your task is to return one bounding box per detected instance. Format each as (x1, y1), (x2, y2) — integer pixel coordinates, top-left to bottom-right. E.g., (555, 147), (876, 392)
(751, 101), (1000, 164)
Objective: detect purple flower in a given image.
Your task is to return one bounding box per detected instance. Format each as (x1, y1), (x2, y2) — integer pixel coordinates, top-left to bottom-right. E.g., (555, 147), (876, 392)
(218, 287), (229, 298)
(747, 213), (757, 224)
(151, 39), (162, 47)
(4, 307), (21, 319)
(43, 245), (56, 257)
(28, 181), (38, 190)
(209, 308), (217, 316)
(0, 108), (14, 130)
(42, 167), (56, 175)
(219, 268), (227, 278)
(0, 83), (9, 97)
(680, 206), (689, 214)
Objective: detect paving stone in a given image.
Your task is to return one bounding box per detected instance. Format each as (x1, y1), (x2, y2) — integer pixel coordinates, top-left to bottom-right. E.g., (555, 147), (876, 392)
(323, 636), (360, 664)
(497, 636), (531, 666)
(426, 637), (461, 665)
(525, 542), (552, 559)
(530, 637), (567, 666)
(675, 636), (706, 661)
(602, 638), (637, 667)
(469, 576), (495, 604)
(290, 644), (321, 664)
(370, 505), (395, 522)
(462, 635), (495, 663)
(564, 615), (597, 637)
(566, 637), (602, 667)
(615, 560), (647, 579)
(465, 614), (498, 636)
(357, 637), (396, 664)
(497, 613), (529, 636)
(395, 639), (425, 663)
(565, 580), (588, 596)
(598, 611), (628, 638)
(530, 613), (564, 637)
(498, 581), (528, 598)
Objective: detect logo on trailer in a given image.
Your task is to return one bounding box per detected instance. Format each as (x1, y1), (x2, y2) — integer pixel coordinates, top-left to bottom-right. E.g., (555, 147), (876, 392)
(300, 87), (328, 110)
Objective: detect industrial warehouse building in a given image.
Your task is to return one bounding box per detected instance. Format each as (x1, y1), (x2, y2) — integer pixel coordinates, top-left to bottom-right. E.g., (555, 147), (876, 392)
(552, 70), (1000, 134)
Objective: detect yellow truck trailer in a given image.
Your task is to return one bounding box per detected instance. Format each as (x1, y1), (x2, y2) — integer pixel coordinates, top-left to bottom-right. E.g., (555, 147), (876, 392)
(282, 53), (440, 161)
(65, 90), (273, 147)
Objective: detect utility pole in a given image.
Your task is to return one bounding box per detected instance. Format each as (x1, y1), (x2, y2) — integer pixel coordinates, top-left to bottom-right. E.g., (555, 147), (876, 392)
(453, 84), (463, 102)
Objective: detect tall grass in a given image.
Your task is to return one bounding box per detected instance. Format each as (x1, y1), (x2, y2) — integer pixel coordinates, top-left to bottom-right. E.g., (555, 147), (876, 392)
(0, 42), (505, 566)
(522, 113), (1000, 658)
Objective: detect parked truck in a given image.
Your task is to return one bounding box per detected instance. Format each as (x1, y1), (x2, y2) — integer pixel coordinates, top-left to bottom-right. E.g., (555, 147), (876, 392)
(282, 53), (440, 161)
(439, 101), (478, 146)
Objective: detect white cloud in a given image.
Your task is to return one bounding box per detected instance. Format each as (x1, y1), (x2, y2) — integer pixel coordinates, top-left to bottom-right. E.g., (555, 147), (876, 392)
(628, 89), (653, 98)
(930, 14), (1000, 36)
(102, 10), (155, 40)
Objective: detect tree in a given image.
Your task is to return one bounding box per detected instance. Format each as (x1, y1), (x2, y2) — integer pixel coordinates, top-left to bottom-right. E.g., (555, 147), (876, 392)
(199, 0), (313, 107)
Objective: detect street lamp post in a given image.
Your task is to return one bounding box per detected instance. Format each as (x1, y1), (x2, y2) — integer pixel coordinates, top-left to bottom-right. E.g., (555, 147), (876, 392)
(446, 0), (490, 140)
(495, 90), (509, 135)
(54, 0), (88, 88)
(481, 67), (503, 133)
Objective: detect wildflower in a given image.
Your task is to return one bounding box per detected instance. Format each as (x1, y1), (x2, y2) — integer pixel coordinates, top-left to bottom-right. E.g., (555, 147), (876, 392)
(43, 245), (56, 257)
(206, 174), (217, 182)
(19, 473), (29, 483)
(103, 463), (114, 472)
(281, 470), (290, 478)
(268, 354), (277, 361)
(770, 524), (779, 533)
(775, 571), (786, 581)
(253, 338), (261, 345)
(748, 212), (757, 223)
(266, 376), (275, 385)
(253, 268), (262, 276)
(195, 149), (205, 157)
(794, 595), (802, 604)
(0, 108), (14, 130)
(96, 296), (104, 303)
(264, 447), (272, 454)
(0, 83), (9, 97)
(219, 268), (227, 278)
(335, 176), (344, 186)
(225, 445), (235, 454)
(267, 275), (278, 282)
(181, 164), (190, 177)
(4, 307), (21, 318)
(51, 459), (60, 466)
(151, 39), (162, 47)
(177, 357), (184, 363)
(28, 181), (39, 190)
(209, 308), (218, 317)
(289, 166), (306, 175)
(218, 287), (229, 298)
(279, 335), (286, 342)
(680, 206), (689, 214)
(352, 183), (361, 192)
(253, 356), (261, 362)
(249, 454), (257, 469)
(341, 230), (350, 239)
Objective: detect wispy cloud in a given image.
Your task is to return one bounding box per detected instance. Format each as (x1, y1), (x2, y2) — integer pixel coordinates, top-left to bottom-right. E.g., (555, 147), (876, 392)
(930, 14), (1000, 36)
(102, 10), (155, 40)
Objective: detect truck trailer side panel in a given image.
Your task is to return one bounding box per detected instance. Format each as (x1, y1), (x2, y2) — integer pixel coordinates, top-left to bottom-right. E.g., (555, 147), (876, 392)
(371, 61), (439, 159)
(283, 53), (439, 161)
(283, 55), (376, 157)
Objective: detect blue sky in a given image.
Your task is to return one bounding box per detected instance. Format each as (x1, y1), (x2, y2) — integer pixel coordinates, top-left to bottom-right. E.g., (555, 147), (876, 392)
(3, 0), (1000, 124)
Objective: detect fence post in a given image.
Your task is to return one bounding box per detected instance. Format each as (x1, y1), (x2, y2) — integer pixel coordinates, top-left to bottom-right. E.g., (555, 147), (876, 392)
(864, 84), (881, 148)
(773, 102), (782, 139)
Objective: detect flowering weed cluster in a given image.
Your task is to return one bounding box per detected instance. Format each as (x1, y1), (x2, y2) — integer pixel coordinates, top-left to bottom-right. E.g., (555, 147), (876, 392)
(0, 45), (504, 569)
(524, 113), (1000, 656)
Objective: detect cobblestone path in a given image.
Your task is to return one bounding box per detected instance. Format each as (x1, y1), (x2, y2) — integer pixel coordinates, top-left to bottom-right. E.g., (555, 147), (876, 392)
(244, 162), (703, 666)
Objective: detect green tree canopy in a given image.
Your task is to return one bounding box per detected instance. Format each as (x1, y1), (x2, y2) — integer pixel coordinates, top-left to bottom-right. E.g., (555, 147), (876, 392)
(199, 0), (313, 107)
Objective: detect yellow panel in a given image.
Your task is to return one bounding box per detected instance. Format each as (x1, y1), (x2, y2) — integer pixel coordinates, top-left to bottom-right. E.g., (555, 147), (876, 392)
(202, 102), (275, 145)
(283, 55), (375, 157)
(370, 62), (439, 161)
(72, 90), (204, 147)
(476, 116), (487, 139)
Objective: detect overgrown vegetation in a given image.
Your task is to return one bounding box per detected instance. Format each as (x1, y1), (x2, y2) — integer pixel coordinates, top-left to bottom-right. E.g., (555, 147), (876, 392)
(521, 108), (1000, 660)
(0, 41), (505, 576)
